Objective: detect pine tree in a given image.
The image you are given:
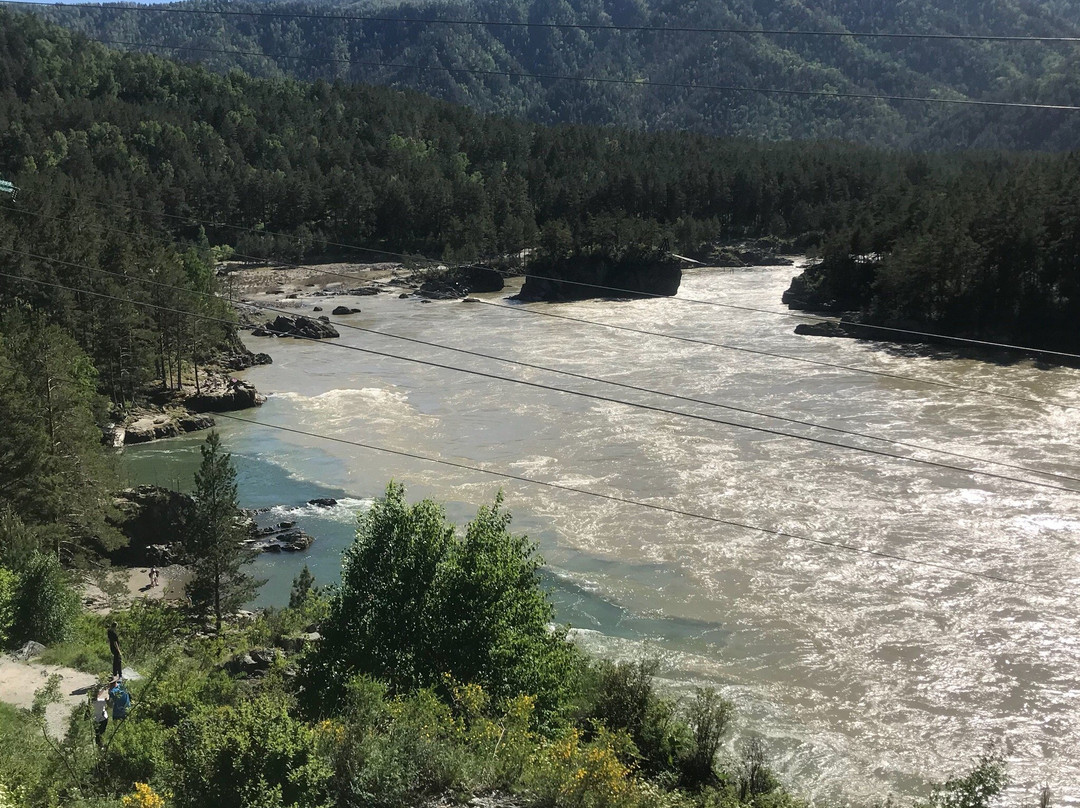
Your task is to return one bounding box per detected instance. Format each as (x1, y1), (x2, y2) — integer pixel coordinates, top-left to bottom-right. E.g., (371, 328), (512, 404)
(184, 431), (260, 634)
(288, 564), (315, 610)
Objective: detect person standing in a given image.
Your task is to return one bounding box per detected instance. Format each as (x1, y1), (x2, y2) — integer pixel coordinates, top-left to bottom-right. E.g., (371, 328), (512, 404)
(107, 621), (122, 677)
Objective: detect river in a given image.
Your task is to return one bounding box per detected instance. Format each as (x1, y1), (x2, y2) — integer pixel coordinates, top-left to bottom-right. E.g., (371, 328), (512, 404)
(121, 265), (1080, 805)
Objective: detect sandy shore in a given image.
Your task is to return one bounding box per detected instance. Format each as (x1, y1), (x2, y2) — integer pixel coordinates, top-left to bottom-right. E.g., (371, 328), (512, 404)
(223, 260), (409, 298)
(81, 566), (191, 615)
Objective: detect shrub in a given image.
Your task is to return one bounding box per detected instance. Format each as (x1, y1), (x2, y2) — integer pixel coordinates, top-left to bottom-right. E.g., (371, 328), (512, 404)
(121, 783), (166, 808)
(326, 682), (466, 808)
(11, 552), (79, 645)
(680, 689), (734, 788)
(582, 659), (687, 780)
(0, 567), (16, 647)
(116, 601), (185, 664)
(526, 726), (640, 808)
(105, 718), (172, 793)
(917, 749), (1008, 808)
(169, 694), (332, 808)
(737, 738), (778, 801)
(307, 483), (583, 725)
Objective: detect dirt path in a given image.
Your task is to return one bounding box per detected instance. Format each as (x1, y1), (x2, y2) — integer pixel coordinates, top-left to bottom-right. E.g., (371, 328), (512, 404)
(0, 656), (98, 740)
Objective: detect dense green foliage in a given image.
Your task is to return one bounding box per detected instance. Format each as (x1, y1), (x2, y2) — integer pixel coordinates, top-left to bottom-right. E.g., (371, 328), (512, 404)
(30, 0), (1080, 150)
(5, 10), (1080, 351)
(307, 483), (582, 725)
(784, 153), (1080, 353)
(183, 431), (261, 634)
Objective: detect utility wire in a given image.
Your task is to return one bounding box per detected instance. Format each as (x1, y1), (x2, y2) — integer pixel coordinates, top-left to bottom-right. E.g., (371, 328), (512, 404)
(3, 254), (1079, 497)
(486, 271), (1080, 361)
(12, 195), (1079, 412)
(0, 271), (1069, 591)
(471, 298), (1079, 411)
(208, 412), (1052, 593)
(8, 201), (1080, 480)
(70, 35), (1080, 113)
(8, 1), (1080, 44)
(7, 203), (1079, 485)
(14, 196), (1080, 364)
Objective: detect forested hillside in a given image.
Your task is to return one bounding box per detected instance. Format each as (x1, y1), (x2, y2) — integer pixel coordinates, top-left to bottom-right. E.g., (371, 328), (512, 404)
(28, 0), (1080, 149)
(4, 6), (1080, 365)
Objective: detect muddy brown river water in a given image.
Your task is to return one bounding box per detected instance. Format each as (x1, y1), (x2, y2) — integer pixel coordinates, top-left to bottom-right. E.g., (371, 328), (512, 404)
(124, 265), (1080, 805)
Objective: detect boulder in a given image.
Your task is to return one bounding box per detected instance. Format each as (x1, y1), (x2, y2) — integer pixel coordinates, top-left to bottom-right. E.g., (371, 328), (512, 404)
(12, 641), (46, 660)
(308, 498), (338, 507)
(331, 305), (361, 315)
(279, 632), (322, 654)
(122, 410), (215, 444)
(312, 306), (323, 312)
(218, 335), (274, 370)
(256, 315), (339, 340)
(794, 321), (850, 338)
(222, 648), (283, 678)
(109, 485), (193, 566)
(186, 375), (265, 413)
(245, 523), (315, 553)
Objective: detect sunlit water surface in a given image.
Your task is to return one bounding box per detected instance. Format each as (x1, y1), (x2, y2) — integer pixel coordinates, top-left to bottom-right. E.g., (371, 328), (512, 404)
(122, 267), (1080, 805)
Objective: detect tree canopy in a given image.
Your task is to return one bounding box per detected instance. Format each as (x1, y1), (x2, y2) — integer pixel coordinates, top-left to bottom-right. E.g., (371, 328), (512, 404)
(28, 0), (1080, 150)
(307, 483), (582, 725)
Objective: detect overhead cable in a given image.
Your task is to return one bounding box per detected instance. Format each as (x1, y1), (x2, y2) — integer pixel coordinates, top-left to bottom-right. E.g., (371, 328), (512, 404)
(209, 412), (1054, 594)
(11, 195), (1078, 412)
(2, 254), (1079, 497)
(0, 269), (1069, 591)
(7, 202), (1080, 482)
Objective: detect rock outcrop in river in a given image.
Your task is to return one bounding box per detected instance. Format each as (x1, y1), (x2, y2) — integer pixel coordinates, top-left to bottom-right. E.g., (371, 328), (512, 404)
(516, 255), (681, 302)
(110, 486), (316, 565)
(251, 314), (340, 339)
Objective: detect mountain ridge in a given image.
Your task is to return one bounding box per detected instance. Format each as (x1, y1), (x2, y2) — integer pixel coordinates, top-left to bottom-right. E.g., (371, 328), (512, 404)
(25, 0), (1080, 149)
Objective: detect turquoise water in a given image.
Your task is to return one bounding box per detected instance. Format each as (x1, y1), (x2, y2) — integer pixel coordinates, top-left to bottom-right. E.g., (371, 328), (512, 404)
(118, 428), (728, 656)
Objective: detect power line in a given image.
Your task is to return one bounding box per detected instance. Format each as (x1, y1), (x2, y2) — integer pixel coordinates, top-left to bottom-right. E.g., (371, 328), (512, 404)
(0, 269), (1071, 591)
(209, 412), (1053, 594)
(7, 202), (1079, 484)
(498, 271), (1080, 362)
(71, 35), (1080, 113)
(9, 1), (1080, 45)
(3, 254), (1079, 497)
(8, 200), (1080, 479)
(471, 298), (1078, 412)
(13, 196), (1080, 365)
(11, 195), (1078, 412)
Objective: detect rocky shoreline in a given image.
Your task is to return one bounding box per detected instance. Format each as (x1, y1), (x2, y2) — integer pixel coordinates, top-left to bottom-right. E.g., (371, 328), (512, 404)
(110, 485), (337, 566)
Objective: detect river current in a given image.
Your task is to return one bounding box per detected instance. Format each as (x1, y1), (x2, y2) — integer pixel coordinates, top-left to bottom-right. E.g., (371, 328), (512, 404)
(122, 266), (1080, 805)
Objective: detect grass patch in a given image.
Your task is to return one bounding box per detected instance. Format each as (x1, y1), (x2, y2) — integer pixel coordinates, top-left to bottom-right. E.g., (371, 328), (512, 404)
(35, 612), (111, 674)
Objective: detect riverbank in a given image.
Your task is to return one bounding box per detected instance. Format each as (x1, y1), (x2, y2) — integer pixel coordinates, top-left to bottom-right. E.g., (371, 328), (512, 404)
(783, 259), (1080, 367)
(81, 565), (191, 614)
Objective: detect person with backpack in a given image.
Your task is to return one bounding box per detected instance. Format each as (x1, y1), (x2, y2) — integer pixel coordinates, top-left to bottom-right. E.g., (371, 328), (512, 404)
(109, 679), (132, 722)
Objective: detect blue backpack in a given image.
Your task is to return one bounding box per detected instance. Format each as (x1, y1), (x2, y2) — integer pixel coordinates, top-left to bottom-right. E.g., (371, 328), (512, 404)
(110, 684), (132, 719)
